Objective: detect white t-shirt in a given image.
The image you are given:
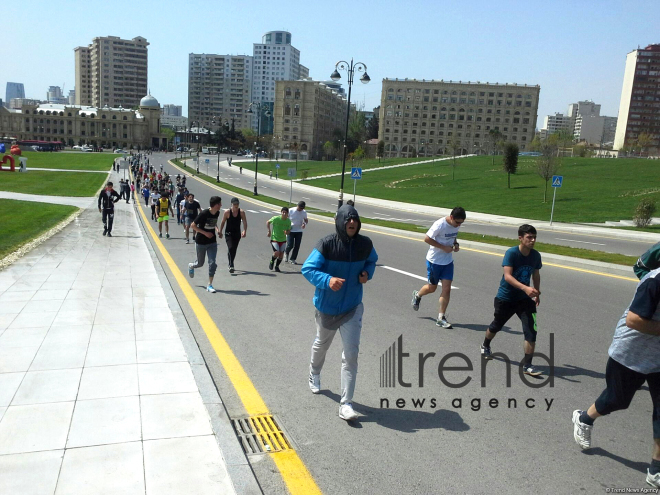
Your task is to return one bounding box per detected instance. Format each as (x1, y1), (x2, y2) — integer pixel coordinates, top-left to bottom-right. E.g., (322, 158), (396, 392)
(288, 208), (308, 233)
(425, 217), (460, 266)
(150, 193), (160, 206)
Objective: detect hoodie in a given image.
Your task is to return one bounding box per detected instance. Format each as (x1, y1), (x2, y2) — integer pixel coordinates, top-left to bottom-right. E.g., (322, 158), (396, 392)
(302, 205), (378, 316)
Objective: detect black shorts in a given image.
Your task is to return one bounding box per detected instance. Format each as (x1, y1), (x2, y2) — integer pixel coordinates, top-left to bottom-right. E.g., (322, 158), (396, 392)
(488, 297), (537, 343)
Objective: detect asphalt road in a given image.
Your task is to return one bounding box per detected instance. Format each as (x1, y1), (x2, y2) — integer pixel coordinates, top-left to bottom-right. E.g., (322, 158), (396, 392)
(131, 154), (656, 494)
(167, 152), (657, 258)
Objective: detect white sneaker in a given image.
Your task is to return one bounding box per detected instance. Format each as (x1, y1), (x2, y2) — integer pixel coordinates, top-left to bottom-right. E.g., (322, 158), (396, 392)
(572, 410), (593, 450)
(308, 372), (320, 394)
(647, 469), (660, 488)
(339, 403), (359, 421)
(207, 285), (216, 293)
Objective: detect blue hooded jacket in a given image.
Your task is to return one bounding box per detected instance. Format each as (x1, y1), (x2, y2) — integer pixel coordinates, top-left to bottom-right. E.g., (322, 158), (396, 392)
(302, 205), (378, 315)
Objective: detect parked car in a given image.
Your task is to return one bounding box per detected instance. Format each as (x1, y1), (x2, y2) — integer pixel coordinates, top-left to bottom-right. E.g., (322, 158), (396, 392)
(113, 149), (125, 154)
(81, 147), (93, 152)
(244, 153), (254, 158)
(236, 152), (244, 156)
(72, 145), (83, 150)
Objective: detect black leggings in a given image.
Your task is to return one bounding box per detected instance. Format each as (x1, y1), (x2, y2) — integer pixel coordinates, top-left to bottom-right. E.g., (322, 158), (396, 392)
(595, 357), (660, 438)
(225, 231), (241, 266)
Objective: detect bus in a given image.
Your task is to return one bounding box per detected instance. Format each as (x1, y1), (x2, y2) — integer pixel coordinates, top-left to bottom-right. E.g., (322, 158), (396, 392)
(202, 147), (218, 154)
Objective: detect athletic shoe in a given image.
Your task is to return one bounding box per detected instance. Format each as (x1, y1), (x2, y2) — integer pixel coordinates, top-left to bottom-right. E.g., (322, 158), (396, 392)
(103, 229), (107, 236)
(207, 285), (216, 293)
(290, 260), (297, 265)
(309, 372), (320, 394)
(166, 233), (170, 239)
(436, 316), (453, 328)
(339, 403), (359, 421)
(523, 365), (542, 376)
(284, 253), (289, 262)
(186, 239), (190, 244)
(229, 265), (235, 274)
(274, 266), (281, 273)
(269, 259), (274, 270)
(572, 410), (593, 450)
(411, 290), (421, 311)
(107, 233), (112, 237)
(188, 263), (195, 278)
(647, 469), (660, 488)
(480, 345), (492, 360)
(159, 232), (162, 238)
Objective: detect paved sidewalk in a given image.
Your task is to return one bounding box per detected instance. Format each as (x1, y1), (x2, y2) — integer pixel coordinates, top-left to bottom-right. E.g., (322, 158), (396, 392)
(0, 175), (256, 494)
(0, 192), (96, 209)
(26, 168), (109, 173)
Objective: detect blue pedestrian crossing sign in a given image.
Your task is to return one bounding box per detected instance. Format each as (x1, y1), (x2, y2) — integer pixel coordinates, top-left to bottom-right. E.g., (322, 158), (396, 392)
(551, 175), (563, 188)
(205, 159), (210, 164)
(276, 163), (281, 169)
(351, 167), (362, 180)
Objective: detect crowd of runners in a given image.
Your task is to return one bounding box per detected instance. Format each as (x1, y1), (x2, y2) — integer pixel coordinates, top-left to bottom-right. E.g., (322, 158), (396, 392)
(96, 153), (660, 488)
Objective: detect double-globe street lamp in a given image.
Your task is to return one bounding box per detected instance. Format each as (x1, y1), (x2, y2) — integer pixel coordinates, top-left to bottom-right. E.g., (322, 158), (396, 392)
(247, 102), (271, 196)
(330, 59), (370, 208)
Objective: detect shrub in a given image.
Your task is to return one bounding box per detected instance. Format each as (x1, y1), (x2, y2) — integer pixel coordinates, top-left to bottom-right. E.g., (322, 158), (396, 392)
(634, 198), (657, 228)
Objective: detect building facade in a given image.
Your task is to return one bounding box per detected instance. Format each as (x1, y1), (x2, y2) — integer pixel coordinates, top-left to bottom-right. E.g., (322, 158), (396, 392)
(379, 79), (540, 157)
(614, 43), (660, 152)
(68, 90), (76, 105)
(188, 53), (253, 132)
(160, 115), (188, 129)
(162, 104), (182, 116)
(47, 86), (68, 104)
(9, 99), (41, 109)
(542, 113), (572, 135)
(0, 95), (168, 149)
(5, 82), (25, 106)
(272, 79), (347, 160)
(74, 36), (149, 109)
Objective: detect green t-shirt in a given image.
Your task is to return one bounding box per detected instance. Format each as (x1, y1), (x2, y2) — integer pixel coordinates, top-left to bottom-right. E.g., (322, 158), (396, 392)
(269, 215), (292, 242)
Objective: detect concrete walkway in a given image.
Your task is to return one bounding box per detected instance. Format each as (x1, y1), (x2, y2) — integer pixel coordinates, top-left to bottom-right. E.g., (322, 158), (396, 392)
(27, 168), (110, 173)
(0, 192), (96, 209)
(0, 172), (258, 494)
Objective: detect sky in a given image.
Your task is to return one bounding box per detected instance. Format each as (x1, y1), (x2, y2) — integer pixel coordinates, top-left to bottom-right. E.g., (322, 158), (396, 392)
(3, 0), (659, 126)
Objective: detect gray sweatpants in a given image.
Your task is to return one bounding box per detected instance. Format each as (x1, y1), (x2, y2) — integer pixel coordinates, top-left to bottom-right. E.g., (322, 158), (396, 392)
(192, 242), (217, 277)
(310, 303), (363, 404)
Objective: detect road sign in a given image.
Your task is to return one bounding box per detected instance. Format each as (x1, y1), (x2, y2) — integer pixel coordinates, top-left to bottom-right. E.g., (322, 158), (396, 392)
(287, 168), (296, 178)
(205, 159), (210, 164)
(119, 159), (129, 170)
(276, 163), (281, 169)
(351, 167), (362, 180)
(552, 175), (563, 188)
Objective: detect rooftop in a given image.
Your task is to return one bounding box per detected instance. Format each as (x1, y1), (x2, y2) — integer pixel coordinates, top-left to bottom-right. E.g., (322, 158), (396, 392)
(383, 78), (540, 88)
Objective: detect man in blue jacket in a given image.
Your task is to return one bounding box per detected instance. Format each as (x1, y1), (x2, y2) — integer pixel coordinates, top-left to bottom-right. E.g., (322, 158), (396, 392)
(302, 205), (378, 422)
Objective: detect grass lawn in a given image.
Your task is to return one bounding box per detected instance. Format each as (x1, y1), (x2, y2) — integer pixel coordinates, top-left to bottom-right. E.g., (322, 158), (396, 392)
(303, 155), (660, 224)
(0, 199), (78, 258)
(202, 155), (445, 179)
(21, 151), (114, 171)
(0, 170), (108, 197)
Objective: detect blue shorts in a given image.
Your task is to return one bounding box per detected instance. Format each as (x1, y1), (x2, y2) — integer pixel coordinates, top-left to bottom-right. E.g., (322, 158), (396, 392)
(426, 260), (454, 285)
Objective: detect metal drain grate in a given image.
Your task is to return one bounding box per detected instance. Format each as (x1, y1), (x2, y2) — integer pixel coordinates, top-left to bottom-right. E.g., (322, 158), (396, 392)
(232, 415), (292, 455)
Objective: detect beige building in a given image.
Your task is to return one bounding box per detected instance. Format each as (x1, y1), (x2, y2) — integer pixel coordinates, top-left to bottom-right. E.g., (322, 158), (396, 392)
(75, 36), (149, 109)
(379, 79), (540, 157)
(0, 95), (169, 150)
(272, 79), (347, 160)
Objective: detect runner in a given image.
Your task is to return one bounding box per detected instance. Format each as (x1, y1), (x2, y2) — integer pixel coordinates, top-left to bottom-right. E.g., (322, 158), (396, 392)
(285, 201), (309, 265)
(635, 242), (660, 280)
(411, 206), (466, 328)
(188, 196), (222, 293)
(156, 192), (174, 238)
(572, 266), (660, 488)
(150, 188), (160, 221)
(182, 193), (201, 244)
(142, 184), (150, 207)
(97, 181), (120, 237)
(219, 197), (248, 273)
(267, 207), (291, 273)
(174, 187), (185, 225)
(480, 224), (543, 376)
(301, 204), (378, 421)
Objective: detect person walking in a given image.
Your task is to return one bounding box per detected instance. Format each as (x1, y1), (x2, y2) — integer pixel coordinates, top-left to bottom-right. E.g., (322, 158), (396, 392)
(285, 201), (309, 265)
(142, 185), (150, 207)
(130, 181), (136, 204)
(267, 207), (291, 273)
(480, 224), (543, 376)
(572, 266), (660, 488)
(150, 188), (160, 221)
(301, 204), (378, 421)
(97, 181), (120, 237)
(411, 206), (466, 328)
(219, 197), (248, 273)
(156, 192), (174, 238)
(174, 187), (186, 225)
(188, 196), (222, 293)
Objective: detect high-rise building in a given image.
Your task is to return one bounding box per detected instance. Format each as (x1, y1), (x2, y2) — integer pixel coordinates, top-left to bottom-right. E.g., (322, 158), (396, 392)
(74, 36), (149, 109)
(162, 104), (182, 116)
(379, 78), (540, 157)
(541, 113), (572, 136)
(614, 43), (660, 152)
(6, 82), (25, 106)
(68, 90), (76, 105)
(188, 53), (253, 132)
(273, 79), (348, 160)
(47, 86), (68, 104)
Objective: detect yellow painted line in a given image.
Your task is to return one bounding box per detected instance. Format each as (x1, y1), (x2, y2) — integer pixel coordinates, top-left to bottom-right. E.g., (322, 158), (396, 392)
(133, 172), (321, 495)
(167, 160), (639, 284)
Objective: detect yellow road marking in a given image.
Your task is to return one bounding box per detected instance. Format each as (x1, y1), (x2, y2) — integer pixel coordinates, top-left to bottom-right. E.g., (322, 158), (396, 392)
(134, 172), (321, 495)
(169, 160), (638, 283)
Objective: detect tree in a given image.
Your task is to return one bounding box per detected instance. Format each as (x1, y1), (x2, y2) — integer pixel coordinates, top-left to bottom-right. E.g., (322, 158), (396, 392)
(353, 145), (366, 166)
(449, 136), (461, 181)
(488, 129), (503, 167)
(160, 127), (175, 150)
(537, 142), (559, 202)
(377, 140), (385, 163)
(366, 108), (380, 140)
(636, 132), (652, 157)
(554, 129), (574, 159)
(502, 142), (519, 189)
(348, 111), (367, 153)
(323, 141), (334, 161)
(529, 135), (542, 151)
(634, 199), (657, 228)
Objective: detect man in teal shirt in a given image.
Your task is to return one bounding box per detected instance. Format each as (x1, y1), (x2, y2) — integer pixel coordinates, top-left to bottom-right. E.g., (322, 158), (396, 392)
(267, 207), (291, 272)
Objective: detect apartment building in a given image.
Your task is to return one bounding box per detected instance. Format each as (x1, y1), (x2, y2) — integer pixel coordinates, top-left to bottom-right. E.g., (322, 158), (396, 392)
(378, 79), (540, 157)
(187, 53), (253, 132)
(614, 43), (660, 152)
(272, 79), (347, 160)
(74, 36), (149, 109)
(162, 104), (182, 116)
(5, 82), (25, 106)
(543, 113), (572, 134)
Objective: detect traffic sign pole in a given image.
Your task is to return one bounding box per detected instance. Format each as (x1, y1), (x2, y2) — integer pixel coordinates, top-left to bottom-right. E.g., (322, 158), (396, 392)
(353, 179), (357, 204)
(549, 175), (563, 225)
(550, 187), (557, 225)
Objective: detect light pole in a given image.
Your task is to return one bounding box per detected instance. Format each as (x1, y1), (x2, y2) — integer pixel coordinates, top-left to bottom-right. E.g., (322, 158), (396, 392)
(247, 102), (271, 196)
(212, 116), (220, 182)
(330, 59), (370, 208)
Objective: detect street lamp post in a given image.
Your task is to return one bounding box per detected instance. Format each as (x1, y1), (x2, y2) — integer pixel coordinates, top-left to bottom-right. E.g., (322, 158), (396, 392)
(330, 59), (370, 208)
(212, 117), (220, 182)
(247, 102), (271, 196)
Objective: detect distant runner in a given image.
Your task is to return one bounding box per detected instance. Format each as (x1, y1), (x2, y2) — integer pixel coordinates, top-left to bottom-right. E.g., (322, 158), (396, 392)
(285, 201), (309, 265)
(156, 191), (174, 239)
(267, 207), (291, 273)
(188, 196), (222, 293)
(220, 197), (248, 273)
